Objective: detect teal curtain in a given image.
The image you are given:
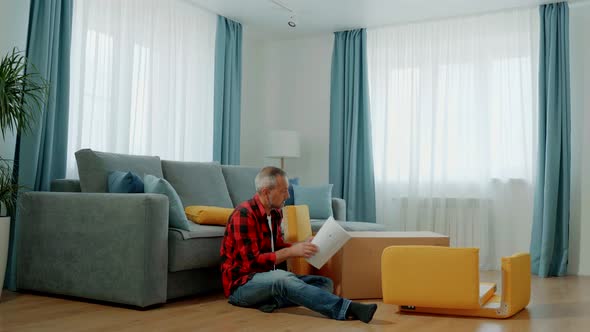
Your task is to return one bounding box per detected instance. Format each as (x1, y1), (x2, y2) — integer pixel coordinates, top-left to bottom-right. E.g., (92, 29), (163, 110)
(530, 2), (571, 277)
(329, 29), (376, 223)
(213, 16), (242, 165)
(5, 0), (72, 289)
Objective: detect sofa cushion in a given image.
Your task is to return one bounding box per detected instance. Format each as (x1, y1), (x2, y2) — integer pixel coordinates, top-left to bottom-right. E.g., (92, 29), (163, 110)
(108, 171), (144, 193)
(221, 165), (260, 206)
(293, 184), (334, 219)
(168, 224), (225, 272)
(144, 175), (191, 231)
(75, 149), (163, 192)
(162, 160), (233, 208)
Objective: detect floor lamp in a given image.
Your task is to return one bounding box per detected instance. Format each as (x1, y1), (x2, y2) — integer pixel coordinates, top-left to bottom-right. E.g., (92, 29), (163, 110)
(266, 130), (300, 170)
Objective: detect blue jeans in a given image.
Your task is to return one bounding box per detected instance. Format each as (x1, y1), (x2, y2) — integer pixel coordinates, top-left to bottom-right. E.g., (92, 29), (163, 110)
(229, 270), (351, 320)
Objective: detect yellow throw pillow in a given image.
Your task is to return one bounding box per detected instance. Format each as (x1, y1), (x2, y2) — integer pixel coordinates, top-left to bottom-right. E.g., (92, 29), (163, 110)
(185, 206), (234, 226)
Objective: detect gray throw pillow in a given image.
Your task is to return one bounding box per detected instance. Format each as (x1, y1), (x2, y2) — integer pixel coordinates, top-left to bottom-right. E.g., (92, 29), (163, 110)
(293, 184), (334, 219)
(143, 174), (190, 231)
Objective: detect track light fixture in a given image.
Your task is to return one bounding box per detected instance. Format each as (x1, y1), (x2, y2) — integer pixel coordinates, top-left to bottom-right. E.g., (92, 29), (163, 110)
(270, 0), (297, 28)
(288, 15), (297, 28)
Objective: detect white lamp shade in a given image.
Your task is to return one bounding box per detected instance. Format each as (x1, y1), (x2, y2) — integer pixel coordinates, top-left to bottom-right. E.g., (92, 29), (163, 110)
(266, 130), (300, 158)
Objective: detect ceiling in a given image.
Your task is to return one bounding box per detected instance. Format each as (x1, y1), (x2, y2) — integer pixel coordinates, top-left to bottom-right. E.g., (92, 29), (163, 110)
(190, 0), (558, 40)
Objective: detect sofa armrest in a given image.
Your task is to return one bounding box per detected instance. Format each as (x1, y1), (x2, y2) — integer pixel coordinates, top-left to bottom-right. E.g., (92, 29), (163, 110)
(50, 179), (81, 192)
(331, 197), (346, 221)
(17, 192), (169, 307)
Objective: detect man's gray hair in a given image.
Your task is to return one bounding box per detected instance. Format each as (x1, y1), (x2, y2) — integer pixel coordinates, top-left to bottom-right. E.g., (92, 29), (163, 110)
(255, 166), (287, 193)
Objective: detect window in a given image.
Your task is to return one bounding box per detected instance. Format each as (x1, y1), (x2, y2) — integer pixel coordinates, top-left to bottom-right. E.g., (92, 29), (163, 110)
(368, 10), (539, 190)
(67, 0), (217, 178)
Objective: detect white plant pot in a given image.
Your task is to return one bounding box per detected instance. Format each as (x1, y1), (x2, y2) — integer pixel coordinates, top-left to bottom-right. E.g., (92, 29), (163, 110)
(0, 216), (10, 300)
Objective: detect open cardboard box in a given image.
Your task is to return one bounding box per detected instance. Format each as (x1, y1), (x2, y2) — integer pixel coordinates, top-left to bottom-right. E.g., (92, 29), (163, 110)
(311, 231), (450, 299)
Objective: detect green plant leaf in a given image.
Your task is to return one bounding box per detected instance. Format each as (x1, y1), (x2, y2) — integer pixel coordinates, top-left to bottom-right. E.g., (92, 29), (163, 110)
(0, 47), (48, 215)
(0, 47), (48, 140)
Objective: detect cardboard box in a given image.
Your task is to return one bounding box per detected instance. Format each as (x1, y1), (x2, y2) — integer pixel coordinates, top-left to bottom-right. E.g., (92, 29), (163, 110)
(315, 231), (450, 299)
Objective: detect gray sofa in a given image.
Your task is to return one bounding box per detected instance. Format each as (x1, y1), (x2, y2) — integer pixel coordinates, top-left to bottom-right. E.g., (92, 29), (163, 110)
(16, 149), (383, 308)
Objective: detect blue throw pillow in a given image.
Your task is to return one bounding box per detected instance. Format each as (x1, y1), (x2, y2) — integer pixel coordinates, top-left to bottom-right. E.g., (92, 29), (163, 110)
(143, 174), (191, 231)
(293, 184), (333, 219)
(108, 171), (144, 193)
(285, 177), (299, 206)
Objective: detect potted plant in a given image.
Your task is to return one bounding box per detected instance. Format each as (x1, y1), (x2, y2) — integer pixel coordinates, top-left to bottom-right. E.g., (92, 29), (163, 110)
(0, 48), (47, 296)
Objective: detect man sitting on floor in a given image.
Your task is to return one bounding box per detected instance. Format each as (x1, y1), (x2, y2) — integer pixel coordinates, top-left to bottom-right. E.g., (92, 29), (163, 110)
(220, 166), (377, 323)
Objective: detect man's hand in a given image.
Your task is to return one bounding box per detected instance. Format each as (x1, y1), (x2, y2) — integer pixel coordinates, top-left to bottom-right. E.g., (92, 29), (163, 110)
(274, 238), (318, 264)
(289, 241), (318, 258)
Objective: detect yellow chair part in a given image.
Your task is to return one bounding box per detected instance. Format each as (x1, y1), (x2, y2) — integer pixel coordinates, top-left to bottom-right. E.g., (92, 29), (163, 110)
(283, 205), (313, 275)
(382, 246), (483, 309)
(382, 246), (530, 319)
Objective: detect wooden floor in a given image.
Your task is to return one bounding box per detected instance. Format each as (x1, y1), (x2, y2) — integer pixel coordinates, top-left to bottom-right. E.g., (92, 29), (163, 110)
(1, 271), (589, 332)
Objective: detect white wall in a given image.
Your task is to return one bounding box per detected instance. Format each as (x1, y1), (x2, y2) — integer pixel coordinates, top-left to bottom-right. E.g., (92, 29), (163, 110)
(0, 0), (30, 57)
(0, 0), (31, 163)
(240, 28), (270, 168)
(241, 32), (334, 185)
(569, 1), (590, 276)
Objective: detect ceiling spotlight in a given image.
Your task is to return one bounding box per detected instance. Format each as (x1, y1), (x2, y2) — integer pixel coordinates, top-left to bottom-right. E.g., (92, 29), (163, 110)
(270, 0), (298, 28)
(288, 15), (297, 28)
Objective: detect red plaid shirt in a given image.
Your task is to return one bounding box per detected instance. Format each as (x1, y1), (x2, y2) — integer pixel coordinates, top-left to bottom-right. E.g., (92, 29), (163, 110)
(220, 193), (291, 297)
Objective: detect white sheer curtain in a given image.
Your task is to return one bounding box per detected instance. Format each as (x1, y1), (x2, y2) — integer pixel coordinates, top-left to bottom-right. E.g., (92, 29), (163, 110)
(67, 0), (217, 178)
(367, 8), (539, 269)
